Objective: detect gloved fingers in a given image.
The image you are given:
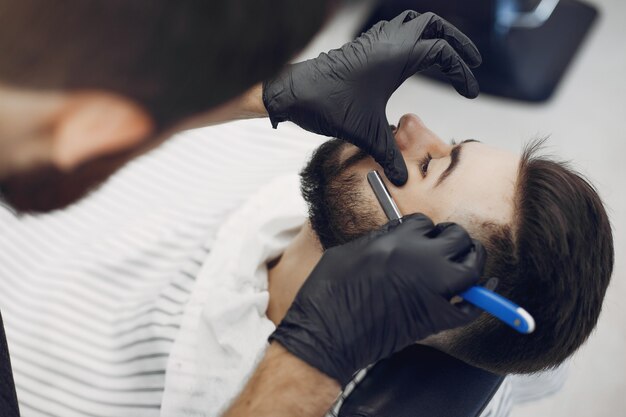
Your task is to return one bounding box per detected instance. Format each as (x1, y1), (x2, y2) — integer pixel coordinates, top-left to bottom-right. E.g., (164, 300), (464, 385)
(374, 125), (408, 186)
(452, 277), (499, 319)
(484, 277), (500, 291)
(460, 239), (487, 278)
(352, 217), (404, 250)
(362, 19), (387, 38)
(389, 9), (420, 26)
(418, 12), (482, 68)
(399, 212), (436, 234)
(428, 295), (482, 330)
(469, 239), (487, 275)
(445, 239), (486, 296)
(416, 39), (480, 98)
(427, 221), (455, 237)
(377, 217), (405, 234)
(368, 214), (427, 243)
(429, 222), (474, 258)
(452, 299), (483, 321)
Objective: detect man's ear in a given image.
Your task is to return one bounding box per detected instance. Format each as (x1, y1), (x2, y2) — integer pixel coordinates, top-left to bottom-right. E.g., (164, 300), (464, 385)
(50, 92), (154, 170)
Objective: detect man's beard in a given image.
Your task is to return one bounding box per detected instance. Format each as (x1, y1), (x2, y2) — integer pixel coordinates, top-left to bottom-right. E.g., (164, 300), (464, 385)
(300, 139), (385, 250)
(0, 148), (136, 215)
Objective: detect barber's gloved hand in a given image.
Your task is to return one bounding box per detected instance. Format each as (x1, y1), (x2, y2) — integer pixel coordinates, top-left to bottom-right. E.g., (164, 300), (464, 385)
(269, 213), (486, 386)
(263, 10), (482, 186)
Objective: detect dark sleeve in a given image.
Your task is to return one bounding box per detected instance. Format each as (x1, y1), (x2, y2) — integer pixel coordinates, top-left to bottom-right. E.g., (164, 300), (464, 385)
(0, 311), (20, 417)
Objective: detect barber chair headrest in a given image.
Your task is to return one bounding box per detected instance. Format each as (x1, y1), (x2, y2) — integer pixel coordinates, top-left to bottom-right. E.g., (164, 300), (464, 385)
(0, 312), (20, 417)
(339, 344), (504, 417)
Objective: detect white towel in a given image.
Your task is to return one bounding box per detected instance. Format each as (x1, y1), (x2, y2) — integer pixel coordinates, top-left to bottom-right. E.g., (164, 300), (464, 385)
(160, 175), (307, 416)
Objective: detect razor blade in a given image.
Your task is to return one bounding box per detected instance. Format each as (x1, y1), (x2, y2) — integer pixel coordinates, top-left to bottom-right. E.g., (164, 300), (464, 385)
(366, 170), (535, 334)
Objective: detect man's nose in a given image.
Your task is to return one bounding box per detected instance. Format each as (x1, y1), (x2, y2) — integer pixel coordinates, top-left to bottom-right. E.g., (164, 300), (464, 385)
(394, 114), (450, 158)
(394, 114), (424, 152)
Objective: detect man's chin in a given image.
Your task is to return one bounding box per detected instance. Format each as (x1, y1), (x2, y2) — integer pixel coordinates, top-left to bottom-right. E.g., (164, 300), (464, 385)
(0, 150), (133, 214)
(299, 221), (326, 255)
(302, 170), (381, 250)
(300, 138), (385, 250)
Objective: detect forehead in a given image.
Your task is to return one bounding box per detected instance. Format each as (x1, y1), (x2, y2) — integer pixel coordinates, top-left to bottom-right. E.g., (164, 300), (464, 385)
(439, 142), (519, 227)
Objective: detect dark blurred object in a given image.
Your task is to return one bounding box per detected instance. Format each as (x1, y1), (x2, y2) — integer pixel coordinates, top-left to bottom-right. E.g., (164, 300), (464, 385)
(359, 0), (598, 101)
(338, 344), (504, 417)
(0, 312), (20, 417)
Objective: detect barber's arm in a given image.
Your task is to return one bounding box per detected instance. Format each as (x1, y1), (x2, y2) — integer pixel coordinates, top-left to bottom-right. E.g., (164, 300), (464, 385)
(223, 343), (340, 417)
(223, 214), (485, 417)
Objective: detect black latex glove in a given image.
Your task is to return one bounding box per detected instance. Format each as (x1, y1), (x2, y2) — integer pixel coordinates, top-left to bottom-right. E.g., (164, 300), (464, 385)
(269, 213), (486, 386)
(263, 10), (482, 186)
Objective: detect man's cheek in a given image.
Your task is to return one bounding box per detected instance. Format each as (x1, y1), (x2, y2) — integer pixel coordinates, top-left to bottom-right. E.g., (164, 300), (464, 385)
(388, 186), (438, 223)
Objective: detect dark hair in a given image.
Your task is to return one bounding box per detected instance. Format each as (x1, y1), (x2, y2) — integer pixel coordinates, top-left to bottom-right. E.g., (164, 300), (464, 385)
(446, 139), (614, 374)
(0, 0), (332, 129)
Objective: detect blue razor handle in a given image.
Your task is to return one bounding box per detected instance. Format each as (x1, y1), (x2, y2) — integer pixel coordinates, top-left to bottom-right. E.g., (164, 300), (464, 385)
(460, 286), (535, 334)
(366, 170), (536, 334)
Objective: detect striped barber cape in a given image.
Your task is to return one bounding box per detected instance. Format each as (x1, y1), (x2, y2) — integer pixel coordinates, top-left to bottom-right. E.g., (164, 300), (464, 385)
(0, 119), (321, 417)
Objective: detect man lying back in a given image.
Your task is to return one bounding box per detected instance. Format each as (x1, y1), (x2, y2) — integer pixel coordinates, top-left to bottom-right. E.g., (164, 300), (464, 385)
(266, 113), (613, 375)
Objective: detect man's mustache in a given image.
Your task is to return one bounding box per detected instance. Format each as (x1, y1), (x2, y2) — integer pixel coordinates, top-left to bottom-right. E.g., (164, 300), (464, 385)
(339, 146), (370, 172)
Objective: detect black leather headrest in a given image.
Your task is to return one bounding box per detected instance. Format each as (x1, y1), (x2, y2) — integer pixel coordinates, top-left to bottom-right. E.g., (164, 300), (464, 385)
(0, 312), (20, 417)
(339, 344), (503, 417)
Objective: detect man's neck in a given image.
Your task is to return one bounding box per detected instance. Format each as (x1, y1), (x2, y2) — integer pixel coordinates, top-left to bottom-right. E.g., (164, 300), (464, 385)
(267, 222), (323, 325)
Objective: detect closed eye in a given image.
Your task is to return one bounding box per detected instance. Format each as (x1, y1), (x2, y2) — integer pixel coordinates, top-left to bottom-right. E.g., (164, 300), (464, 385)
(419, 153), (432, 177)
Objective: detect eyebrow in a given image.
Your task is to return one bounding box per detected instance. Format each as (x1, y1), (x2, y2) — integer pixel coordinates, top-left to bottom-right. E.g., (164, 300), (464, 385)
(434, 139), (480, 187)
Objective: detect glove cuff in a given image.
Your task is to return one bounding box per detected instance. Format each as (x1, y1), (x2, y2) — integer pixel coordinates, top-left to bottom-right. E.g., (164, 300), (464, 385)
(262, 72), (293, 129)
